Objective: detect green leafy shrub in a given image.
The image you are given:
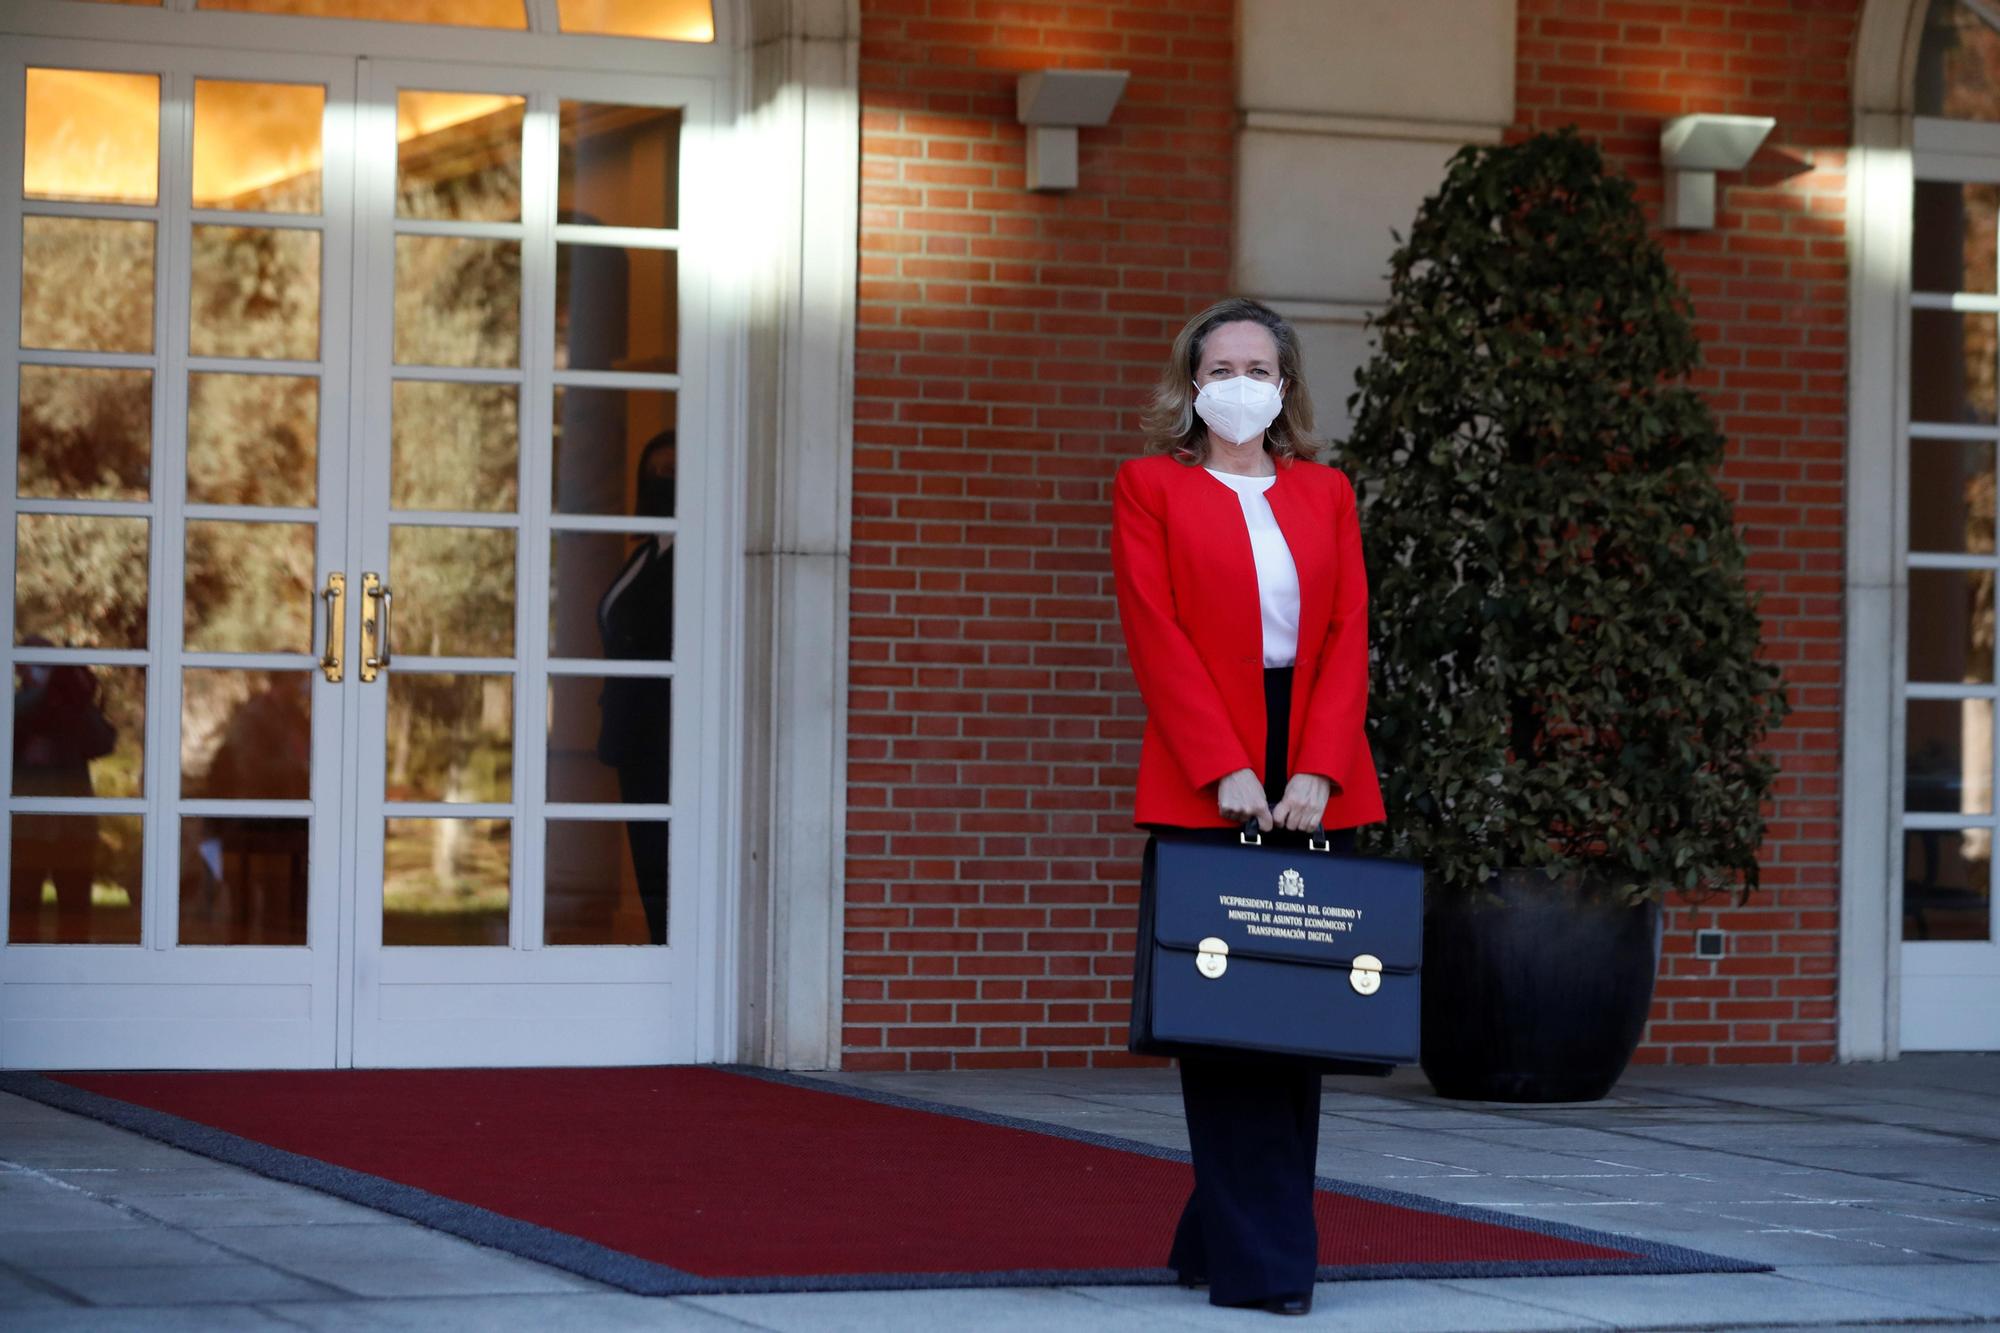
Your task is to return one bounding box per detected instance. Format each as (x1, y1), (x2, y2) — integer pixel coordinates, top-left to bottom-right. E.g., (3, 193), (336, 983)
(1342, 129), (1790, 902)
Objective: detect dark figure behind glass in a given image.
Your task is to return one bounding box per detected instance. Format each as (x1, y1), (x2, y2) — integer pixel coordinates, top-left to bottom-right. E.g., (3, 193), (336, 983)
(595, 431), (675, 945)
(10, 646), (113, 942)
(182, 680), (313, 944)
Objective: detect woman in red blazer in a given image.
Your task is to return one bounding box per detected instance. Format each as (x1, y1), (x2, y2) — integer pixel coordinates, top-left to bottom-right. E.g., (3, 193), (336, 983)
(1112, 298), (1386, 1316)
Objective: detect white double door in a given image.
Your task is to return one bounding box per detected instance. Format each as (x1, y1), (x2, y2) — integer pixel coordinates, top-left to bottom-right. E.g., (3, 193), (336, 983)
(0, 39), (721, 1068)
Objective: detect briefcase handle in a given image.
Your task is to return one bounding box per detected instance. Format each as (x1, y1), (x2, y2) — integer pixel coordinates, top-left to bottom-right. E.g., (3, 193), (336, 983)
(1240, 819), (1334, 853)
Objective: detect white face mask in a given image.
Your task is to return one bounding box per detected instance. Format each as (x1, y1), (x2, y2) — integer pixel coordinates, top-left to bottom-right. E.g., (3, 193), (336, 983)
(1193, 375), (1284, 445)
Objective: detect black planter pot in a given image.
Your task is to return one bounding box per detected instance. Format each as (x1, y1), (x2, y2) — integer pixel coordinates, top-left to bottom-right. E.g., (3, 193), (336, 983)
(1419, 869), (1661, 1103)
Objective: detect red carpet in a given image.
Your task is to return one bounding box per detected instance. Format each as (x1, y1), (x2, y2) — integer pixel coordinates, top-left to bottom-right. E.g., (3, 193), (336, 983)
(24, 1067), (1762, 1292)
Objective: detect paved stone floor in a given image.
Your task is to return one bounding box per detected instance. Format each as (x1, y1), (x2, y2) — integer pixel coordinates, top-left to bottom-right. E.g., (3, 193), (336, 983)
(2, 1056), (1999, 1329)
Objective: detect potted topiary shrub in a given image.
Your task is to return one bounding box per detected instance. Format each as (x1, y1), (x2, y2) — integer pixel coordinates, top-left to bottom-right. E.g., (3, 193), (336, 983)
(1340, 129), (1791, 1103)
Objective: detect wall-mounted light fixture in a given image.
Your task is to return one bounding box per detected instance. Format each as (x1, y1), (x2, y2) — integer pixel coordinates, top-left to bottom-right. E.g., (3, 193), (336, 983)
(1659, 113), (1776, 230)
(1016, 69), (1129, 192)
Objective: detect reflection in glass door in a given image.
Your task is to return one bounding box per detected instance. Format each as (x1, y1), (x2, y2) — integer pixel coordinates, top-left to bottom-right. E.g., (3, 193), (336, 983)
(1, 44), (354, 1068)
(374, 85), (528, 950)
(349, 63), (702, 1067)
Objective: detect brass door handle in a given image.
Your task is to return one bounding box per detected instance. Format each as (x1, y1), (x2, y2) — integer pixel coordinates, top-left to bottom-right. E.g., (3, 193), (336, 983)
(319, 572), (345, 682)
(361, 572), (392, 682)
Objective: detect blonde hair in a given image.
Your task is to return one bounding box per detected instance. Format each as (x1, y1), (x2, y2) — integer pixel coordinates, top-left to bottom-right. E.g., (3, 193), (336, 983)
(1142, 298), (1320, 465)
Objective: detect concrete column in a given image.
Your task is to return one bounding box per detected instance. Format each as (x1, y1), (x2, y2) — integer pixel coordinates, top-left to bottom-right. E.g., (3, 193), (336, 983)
(735, 0), (859, 1068)
(1841, 0), (1926, 1061)
(1234, 0), (1516, 439)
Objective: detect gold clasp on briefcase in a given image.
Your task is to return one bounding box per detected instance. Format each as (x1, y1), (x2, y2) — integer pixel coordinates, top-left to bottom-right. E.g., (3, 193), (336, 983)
(1195, 936), (1229, 979)
(1349, 953), (1383, 996)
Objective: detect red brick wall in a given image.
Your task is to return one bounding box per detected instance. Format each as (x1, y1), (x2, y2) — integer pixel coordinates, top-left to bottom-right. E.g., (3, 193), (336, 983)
(846, 0), (1855, 1070)
(1513, 0), (1857, 1064)
(844, 0), (1236, 1069)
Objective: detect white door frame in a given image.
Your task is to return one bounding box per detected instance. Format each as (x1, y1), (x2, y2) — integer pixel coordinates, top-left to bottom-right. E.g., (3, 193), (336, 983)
(1845, 0), (2000, 1057)
(1890, 115), (2000, 1051)
(344, 56), (723, 1067)
(0, 37), (358, 1068)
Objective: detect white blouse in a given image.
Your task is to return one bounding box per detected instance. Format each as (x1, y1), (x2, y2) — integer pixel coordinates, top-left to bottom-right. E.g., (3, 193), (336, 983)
(1203, 468), (1300, 668)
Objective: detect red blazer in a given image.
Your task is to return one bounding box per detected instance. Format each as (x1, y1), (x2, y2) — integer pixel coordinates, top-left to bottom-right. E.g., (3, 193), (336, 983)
(1111, 452), (1386, 830)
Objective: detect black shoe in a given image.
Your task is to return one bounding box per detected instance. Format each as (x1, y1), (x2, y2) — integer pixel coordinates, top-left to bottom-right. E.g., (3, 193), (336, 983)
(1174, 1269), (1207, 1289)
(1213, 1291), (1313, 1315)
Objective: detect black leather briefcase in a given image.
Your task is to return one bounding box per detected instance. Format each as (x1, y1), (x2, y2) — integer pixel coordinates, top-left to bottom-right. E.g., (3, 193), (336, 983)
(1129, 827), (1424, 1066)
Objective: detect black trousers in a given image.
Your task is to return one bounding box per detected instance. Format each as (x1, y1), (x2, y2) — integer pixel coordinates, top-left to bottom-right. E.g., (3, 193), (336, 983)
(1157, 665), (1354, 1305)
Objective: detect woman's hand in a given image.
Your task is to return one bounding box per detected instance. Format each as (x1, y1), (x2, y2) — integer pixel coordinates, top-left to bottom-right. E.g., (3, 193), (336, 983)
(1215, 769), (1272, 831)
(1272, 772), (1333, 833)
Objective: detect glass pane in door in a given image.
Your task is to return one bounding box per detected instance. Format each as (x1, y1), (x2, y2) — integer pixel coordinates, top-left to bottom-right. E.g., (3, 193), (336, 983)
(1913, 180), (1999, 295)
(389, 527), (516, 657)
(183, 520), (316, 654)
(546, 674), (666, 804)
(190, 226), (321, 360)
(187, 373), (319, 506)
(545, 818), (665, 944)
(179, 816), (310, 945)
(9, 813), (144, 945)
(555, 243), (675, 374)
(1908, 698), (1995, 816)
(1912, 309), (2000, 425)
(550, 387), (675, 516)
(20, 218), (155, 354)
(386, 674), (512, 802)
(1911, 439), (1996, 556)
(383, 817), (510, 946)
(396, 92), (524, 221)
(13, 664), (146, 800)
(15, 514), (150, 650)
(1905, 828), (1993, 941)
(18, 365), (153, 501)
(193, 80), (325, 214)
(24, 69), (159, 205)
(558, 102), (680, 229)
(551, 532), (671, 660)
(181, 669), (312, 800)
(1910, 569), (1996, 683)
(390, 381), (518, 511)
(393, 236), (520, 367)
